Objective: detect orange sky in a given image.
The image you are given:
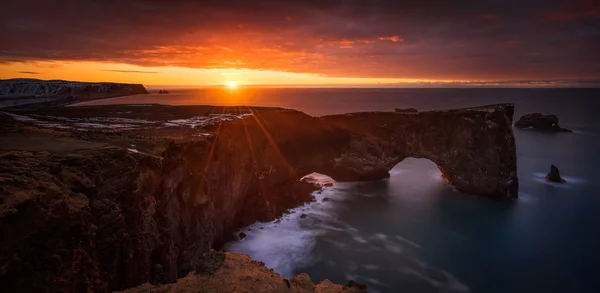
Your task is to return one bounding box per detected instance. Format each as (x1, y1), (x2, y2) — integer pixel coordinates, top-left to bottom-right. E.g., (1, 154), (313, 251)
(1, 1), (598, 87)
(0, 61), (438, 87)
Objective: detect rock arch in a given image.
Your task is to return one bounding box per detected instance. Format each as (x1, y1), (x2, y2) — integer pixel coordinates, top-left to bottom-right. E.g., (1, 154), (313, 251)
(216, 103), (518, 199)
(314, 104), (518, 198)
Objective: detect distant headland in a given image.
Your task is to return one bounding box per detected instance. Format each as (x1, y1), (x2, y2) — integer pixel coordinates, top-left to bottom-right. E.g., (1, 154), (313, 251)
(0, 78), (148, 99)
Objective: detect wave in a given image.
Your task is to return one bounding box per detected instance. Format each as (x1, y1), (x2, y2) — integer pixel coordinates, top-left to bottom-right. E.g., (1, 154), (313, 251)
(225, 181), (470, 293)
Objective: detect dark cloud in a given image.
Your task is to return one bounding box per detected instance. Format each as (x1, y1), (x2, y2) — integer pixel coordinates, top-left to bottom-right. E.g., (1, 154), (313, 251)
(103, 69), (158, 74)
(16, 71), (39, 74)
(1, 0), (599, 80)
(411, 78), (600, 87)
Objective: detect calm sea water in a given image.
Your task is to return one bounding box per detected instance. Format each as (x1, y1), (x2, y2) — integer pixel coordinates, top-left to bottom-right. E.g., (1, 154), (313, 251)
(87, 88), (600, 293)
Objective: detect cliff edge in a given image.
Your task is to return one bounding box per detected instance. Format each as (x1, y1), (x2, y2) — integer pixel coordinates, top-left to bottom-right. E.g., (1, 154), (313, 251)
(0, 78), (149, 98)
(0, 103), (517, 292)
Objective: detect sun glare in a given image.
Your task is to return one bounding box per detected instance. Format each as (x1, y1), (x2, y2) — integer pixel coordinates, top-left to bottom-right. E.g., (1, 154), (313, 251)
(226, 81), (237, 89)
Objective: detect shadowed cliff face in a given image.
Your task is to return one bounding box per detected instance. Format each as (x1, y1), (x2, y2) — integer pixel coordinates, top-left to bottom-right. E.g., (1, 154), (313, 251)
(0, 104), (517, 292)
(318, 104), (518, 198)
(212, 104), (518, 199)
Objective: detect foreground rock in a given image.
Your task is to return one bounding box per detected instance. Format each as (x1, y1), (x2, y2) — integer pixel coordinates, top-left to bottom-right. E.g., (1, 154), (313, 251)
(118, 252), (365, 293)
(0, 103), (518, 292)
(546, 164), (567, 183)
(515, 113), (572, 132)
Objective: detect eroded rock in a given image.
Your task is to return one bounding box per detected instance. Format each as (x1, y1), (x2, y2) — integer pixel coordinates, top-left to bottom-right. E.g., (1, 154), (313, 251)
(546, 164), (567, 183)
(0, 103), (518, 292)
(395, 108), (418, 113)
(515, 113), (572, 132)
(321, 104), (518, 198)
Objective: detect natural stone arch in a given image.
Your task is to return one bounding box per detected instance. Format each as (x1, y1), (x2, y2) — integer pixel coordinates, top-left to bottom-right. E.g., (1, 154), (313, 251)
(313, 104), (519, 198)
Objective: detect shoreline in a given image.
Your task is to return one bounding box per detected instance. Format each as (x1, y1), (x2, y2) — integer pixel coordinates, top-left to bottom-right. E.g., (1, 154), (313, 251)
(0, 101), (517, 292)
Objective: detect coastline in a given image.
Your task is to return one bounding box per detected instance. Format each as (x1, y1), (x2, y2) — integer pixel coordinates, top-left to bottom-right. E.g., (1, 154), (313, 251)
(0, 99), (517, 292)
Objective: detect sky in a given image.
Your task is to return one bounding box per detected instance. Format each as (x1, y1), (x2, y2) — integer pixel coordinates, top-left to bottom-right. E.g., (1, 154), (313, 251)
(1, 0), (599, 87)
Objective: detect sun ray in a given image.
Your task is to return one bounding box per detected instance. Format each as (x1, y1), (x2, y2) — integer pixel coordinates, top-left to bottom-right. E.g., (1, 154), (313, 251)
(248, 107), (297, 178)
(240, 106), (271, 207)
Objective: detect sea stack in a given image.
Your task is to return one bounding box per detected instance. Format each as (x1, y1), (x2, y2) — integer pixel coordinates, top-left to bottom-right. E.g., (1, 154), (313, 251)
(546, 164), (566, 183)
(515, 113), (572, 132)
(395, 108), (418, 113)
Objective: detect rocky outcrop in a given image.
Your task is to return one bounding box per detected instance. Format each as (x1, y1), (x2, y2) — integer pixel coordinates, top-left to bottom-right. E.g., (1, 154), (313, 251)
(0, 78), (149, 98)
(0, 103), (518, 292)
(319, 104), (518, 198)
(118, 251), (365, 293)
(0, 143), (319, 292)
(395, 108), (418, 113)
(515, 113), (572, 132)
(546, 164), (566, 183)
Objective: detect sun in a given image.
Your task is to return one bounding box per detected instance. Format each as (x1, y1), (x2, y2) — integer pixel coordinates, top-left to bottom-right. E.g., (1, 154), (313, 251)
(226, 81), (237, 89)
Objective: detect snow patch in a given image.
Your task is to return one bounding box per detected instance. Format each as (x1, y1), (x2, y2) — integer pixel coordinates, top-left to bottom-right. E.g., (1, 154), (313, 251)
(165, 113), (253, 128)
(3, 112), (253, 132)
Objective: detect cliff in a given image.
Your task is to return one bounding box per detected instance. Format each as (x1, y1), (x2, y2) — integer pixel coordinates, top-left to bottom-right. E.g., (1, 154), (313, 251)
(320, 104), (518, 198)
(0, 78), (149, 98)
(0, 103), (517, 292)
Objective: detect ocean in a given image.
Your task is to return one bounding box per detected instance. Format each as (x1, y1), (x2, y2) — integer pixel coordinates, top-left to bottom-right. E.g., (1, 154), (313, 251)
(83, 88), (600, 293)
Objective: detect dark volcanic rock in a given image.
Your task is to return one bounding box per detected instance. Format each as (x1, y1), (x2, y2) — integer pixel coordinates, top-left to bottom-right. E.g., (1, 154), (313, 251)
(320, 104), (518, 198)
(515, 113), (572, 132)
(395, 108), (418, 113)
(0, 103), (518, 292)
(300, 213), (308, 219)
(546, 164), (567, 183)
(238, 232), (247, 239)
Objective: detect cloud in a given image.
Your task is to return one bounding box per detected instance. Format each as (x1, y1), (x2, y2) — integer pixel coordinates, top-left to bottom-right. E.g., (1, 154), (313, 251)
(411, 78), (600, 87)
(379, 36), (403, 42)
(16, 71), (39, 74)
(102, 69), (158, 74)
(0, 0), (599, 80)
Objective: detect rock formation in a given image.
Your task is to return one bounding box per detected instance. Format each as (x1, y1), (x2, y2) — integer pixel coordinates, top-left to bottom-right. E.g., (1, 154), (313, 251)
(395, 108), (418, 113)
(118, 251), (365, 293)
(0, 103), (518, 292)
(0, 78), (149, 98)
(515, 113), (572, 132)
(320, 104), (518, 198)
(546, 164), (566, 183)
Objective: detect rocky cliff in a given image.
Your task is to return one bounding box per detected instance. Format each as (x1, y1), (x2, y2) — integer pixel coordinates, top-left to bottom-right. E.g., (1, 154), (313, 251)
(0, 103), (517, 292)
(320, 104), (518, 198)
(0, 78), (149, 98)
